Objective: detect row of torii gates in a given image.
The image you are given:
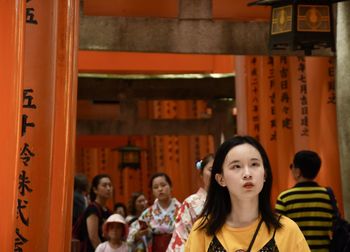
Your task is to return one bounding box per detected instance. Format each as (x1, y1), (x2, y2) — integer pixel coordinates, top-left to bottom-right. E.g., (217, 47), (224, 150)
(1, 0), (350, 251)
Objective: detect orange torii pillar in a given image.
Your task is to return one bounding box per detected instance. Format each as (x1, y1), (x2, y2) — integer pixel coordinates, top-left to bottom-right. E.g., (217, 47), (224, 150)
(11, 0), (79, 251)
(0, 0), (25, 251)
(48, 0), (79, 251)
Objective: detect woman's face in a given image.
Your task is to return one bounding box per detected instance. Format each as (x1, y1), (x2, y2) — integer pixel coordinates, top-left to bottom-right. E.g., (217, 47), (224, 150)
(135, 194), (147, 214)
(202, 159), (213, 191)
(107, 222), (124, 241)
(94, 177), (113, 200)
(215, 143), (265, 202)
(152, 176), (171, 201)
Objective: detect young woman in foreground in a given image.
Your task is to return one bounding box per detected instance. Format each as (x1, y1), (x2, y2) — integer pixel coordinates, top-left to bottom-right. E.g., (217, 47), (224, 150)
(185, 136), (310, 252)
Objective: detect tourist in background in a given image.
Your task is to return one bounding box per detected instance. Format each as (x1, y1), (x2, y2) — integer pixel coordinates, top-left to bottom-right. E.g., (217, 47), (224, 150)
(81, 174), (113, 252)
(114, 202), (128, 218)
(167, 154), (214, 252)
(73, 174), (89, 226)
(128, 172), (181, 252)
(276, 150), (335, 251)
(126, 192), (148, 225)
(95, 214), (129, 252)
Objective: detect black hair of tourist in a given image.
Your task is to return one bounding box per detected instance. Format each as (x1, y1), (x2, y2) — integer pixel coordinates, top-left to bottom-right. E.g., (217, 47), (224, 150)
(293, 150), (321, 179)
(74, 174), (89, 192)
(127, 192), (144, 216)
(114, 202), (127, 215)
(90, 174), (112, 202)
(198, 135), (281, 235)
(149, 172), (172, 188)
(196, 154), (215, 174)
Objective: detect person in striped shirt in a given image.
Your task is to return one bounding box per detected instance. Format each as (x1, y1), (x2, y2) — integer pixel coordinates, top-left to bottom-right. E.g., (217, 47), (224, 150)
(275, 150), (335, 252)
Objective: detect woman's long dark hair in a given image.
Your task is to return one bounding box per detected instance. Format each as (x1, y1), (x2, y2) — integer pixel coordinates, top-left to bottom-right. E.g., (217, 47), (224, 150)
(127, 192), (144, 216)
(198, 135), (281, 235)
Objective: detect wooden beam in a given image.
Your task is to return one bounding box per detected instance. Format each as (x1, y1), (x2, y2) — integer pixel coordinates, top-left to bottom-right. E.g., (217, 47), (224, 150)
(76, 119), (214, 135)
(79, 14), (333, 56)
(78, 76), (235, 100)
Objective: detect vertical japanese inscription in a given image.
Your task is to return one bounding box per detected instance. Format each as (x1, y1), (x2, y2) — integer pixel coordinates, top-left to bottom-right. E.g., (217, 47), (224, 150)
(297, 57), (309, 137)
(267, 57), (277, 141)
(250, 57), (260, 140)
(279, 56), (292, 130)
(15, 88), (37, 251)
(327, 58), (336, 105)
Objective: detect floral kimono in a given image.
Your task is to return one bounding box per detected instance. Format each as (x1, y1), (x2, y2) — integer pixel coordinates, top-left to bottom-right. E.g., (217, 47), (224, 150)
(167, 188), (207, 252)
(127, 198), (181, 252)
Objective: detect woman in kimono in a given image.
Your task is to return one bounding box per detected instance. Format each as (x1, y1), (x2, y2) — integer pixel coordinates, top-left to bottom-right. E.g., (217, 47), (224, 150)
(127, 172), (181, 252)
(167, 154), (214, 252)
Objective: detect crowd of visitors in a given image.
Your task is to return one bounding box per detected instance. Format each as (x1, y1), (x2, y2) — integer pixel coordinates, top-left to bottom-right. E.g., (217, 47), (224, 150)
(73, 135), (340, 252)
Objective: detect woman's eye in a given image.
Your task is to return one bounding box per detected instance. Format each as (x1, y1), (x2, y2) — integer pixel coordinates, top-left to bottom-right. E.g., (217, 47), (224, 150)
(251, 162), (260, 167)
(232, 165), (240, 169)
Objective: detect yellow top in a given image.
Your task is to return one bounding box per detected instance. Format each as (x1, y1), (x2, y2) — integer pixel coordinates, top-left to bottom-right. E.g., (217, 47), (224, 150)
(185, 215), (310, 252)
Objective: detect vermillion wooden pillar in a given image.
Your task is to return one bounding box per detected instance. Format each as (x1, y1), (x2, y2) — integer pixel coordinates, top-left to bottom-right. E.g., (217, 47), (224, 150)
(14, 0), (58, 251)
(0, 0), (25, 251)
(48, 0), (79, 251)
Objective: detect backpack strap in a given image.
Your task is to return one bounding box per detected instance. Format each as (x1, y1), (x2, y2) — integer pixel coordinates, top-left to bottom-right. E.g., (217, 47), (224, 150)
(247, 218), (264, 252)
(326, 187), (340, 219)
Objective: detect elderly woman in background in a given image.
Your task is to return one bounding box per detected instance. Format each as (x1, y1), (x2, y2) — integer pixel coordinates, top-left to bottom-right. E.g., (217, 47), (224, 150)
(127, 172), (181, 252)
(167, 154), (214, 252)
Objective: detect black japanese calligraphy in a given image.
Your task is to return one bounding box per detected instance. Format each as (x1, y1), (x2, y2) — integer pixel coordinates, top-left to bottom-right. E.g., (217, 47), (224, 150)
(17, 199), (29, 226)
(250, 57), (260, 139)
(267, 57), (277, 140)
(23, 89), (37, 109)
(327, 59), (336, 104)
(20, 143), (35, 166)
(297, 57), (309, 136)
(26, 8), (38, 24)
(14, 228), (28, 252)
(21, 114), (35, 137)
(18, 170), (33, 197)
(279, 56), (292, 130)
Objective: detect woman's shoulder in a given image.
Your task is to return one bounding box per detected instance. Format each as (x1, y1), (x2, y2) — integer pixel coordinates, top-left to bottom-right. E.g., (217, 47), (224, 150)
(278, 215), (301, 231)
(275, 215), (311, 251)
(191, 216), (209, 232)
(85, 202), (110, 218)
(183, 192), (201, 204)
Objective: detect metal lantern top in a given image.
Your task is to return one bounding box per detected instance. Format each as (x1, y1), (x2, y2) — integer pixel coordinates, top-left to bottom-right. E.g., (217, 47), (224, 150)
(247, 0), (349, 54)
(117, 143), (142, 169)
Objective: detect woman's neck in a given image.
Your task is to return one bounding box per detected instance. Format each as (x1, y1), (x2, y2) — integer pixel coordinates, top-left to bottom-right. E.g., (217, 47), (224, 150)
(95, 197), (107, 208)
(158, 197), (171, 210)
(226, 198), (259, 228)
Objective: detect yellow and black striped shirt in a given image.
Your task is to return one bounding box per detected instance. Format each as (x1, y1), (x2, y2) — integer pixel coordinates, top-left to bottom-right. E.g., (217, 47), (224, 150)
(275, 182), (334, 252)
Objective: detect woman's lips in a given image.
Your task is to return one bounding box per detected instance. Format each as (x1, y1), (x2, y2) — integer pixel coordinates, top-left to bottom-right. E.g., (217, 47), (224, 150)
(243, 182), (254, 189)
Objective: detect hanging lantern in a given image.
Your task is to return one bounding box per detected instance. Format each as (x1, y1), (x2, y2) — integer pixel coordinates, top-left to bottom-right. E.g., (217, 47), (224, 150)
(117, 142), (141, 169)
(248, 0), (349, 55)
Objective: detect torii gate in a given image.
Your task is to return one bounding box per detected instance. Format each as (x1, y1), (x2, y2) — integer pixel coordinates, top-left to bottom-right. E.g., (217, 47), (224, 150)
(0, 0), (349, 251)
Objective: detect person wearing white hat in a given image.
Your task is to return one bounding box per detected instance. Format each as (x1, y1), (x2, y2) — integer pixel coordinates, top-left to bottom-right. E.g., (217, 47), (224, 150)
(95, 214), (129, 252)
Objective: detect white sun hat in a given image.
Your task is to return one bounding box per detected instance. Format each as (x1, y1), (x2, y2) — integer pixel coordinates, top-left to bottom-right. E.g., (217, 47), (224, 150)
(102, 213), (128, 237)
